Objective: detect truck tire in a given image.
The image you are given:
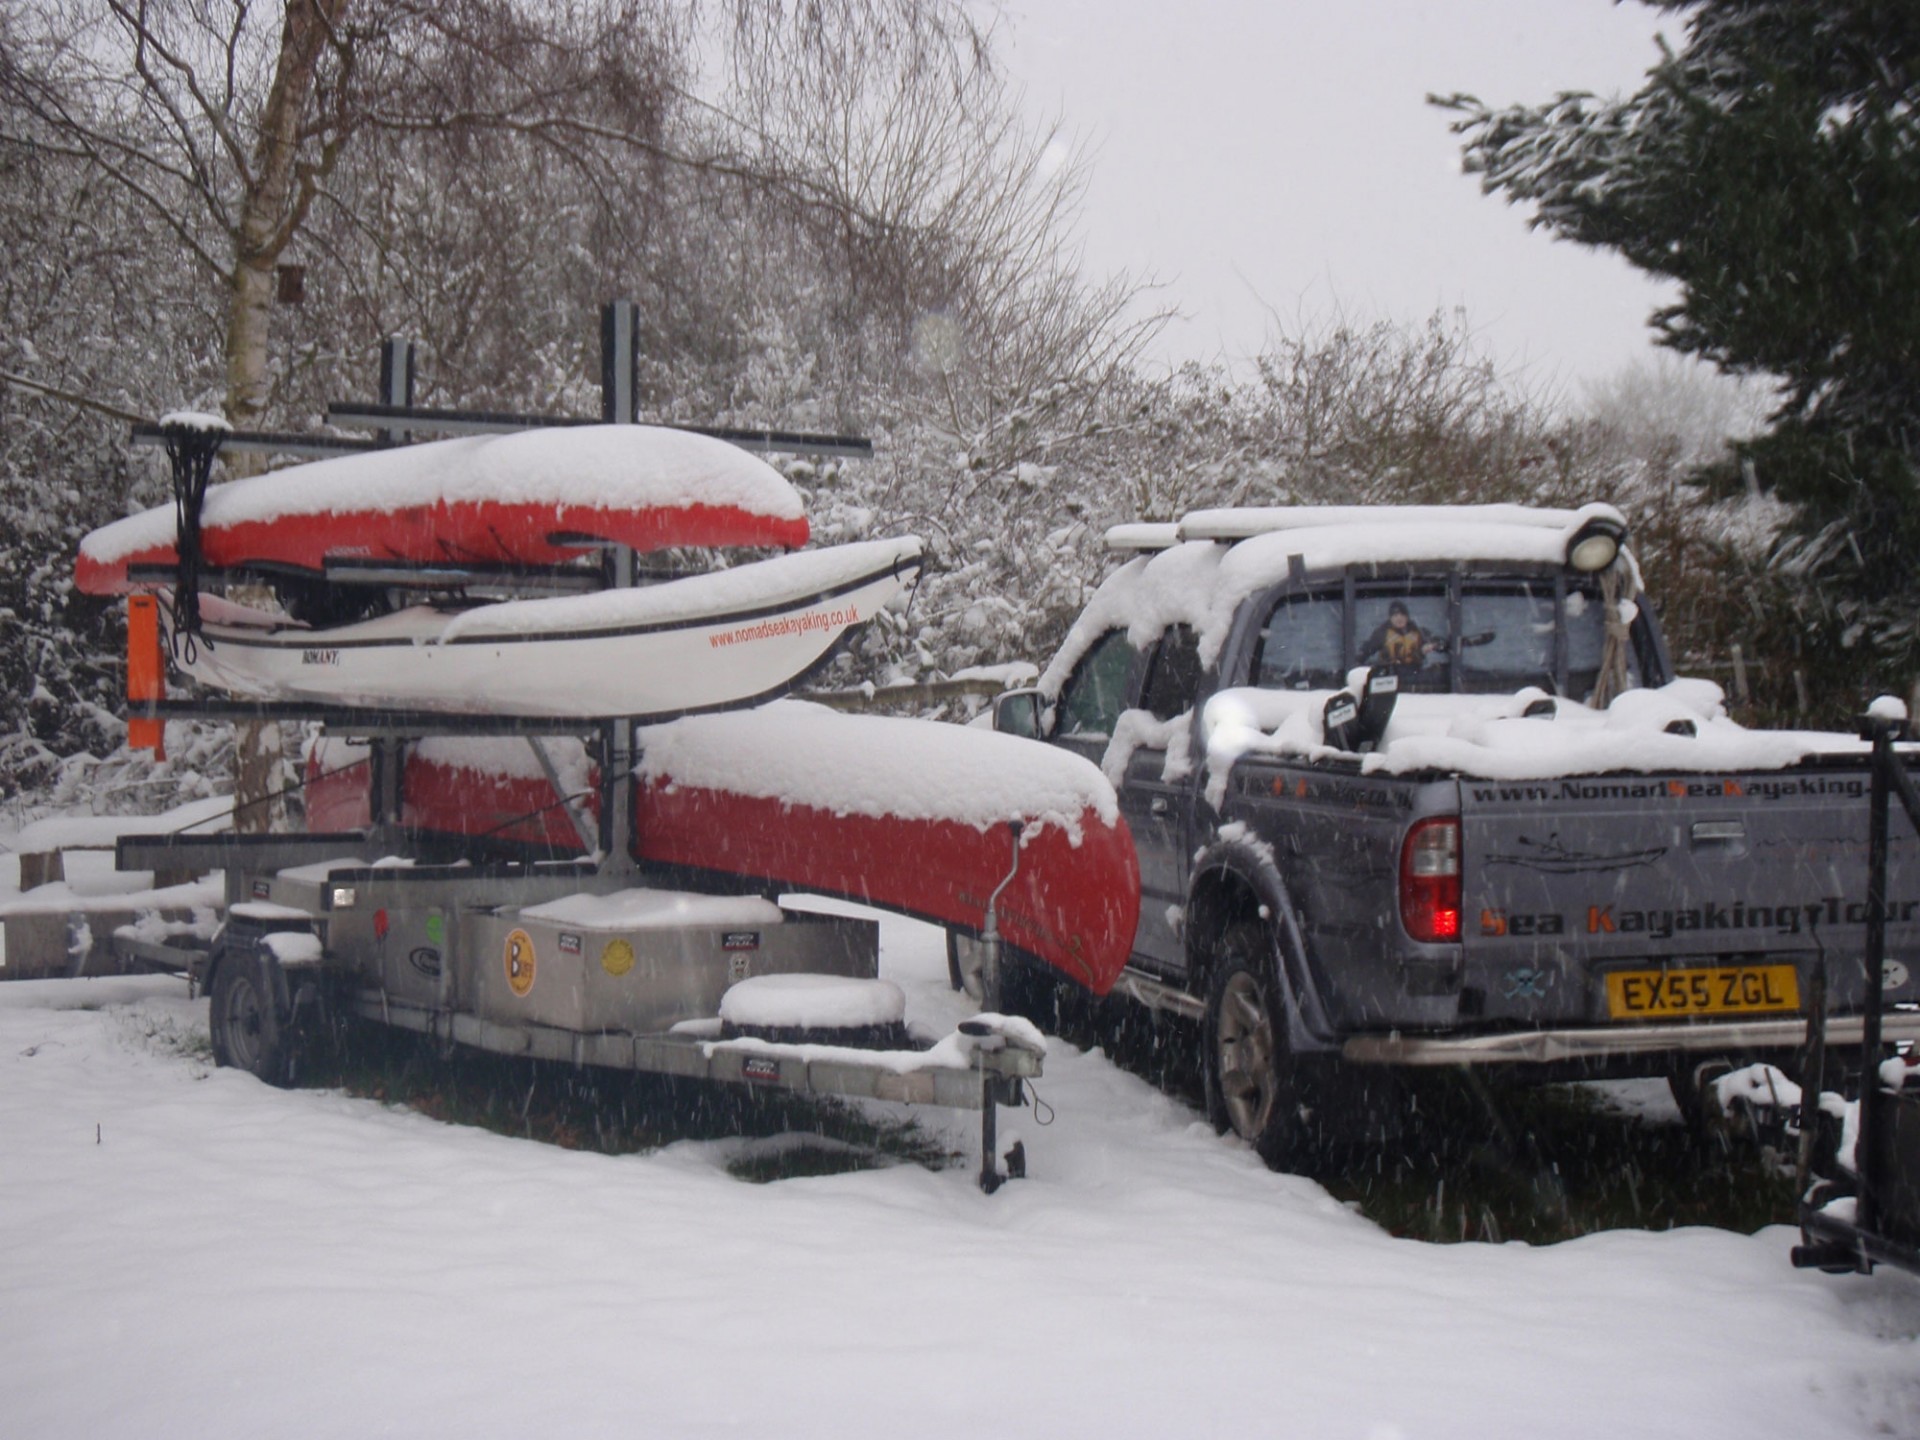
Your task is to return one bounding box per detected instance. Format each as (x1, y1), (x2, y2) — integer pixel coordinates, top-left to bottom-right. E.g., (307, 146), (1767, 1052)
(1203, 922), (1303, 1165)
(208, 952), (296, 1087)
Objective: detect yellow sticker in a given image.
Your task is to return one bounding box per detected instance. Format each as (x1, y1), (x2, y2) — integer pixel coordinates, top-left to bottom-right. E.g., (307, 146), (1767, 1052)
(504, 927), (537, 997)
(601, 938), (636, 978)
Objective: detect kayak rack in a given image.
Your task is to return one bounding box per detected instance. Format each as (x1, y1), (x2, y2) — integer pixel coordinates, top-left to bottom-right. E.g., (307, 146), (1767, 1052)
(132, 697), (646, 734)
(113, 307), (1046, 1193)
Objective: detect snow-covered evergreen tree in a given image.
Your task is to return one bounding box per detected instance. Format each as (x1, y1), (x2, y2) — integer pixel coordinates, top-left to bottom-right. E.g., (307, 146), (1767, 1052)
(1438, 0), (1920, 698)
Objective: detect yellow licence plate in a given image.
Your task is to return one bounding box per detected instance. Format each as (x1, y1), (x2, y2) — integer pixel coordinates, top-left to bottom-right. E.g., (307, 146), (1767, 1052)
(1605, 964), (1801, 1020)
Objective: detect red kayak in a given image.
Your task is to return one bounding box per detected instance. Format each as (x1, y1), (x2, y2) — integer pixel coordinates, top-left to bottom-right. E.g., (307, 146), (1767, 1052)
(78, 425), (809, 593)
(632, 777), (1137, 995)
(305, 710), (1140, 995)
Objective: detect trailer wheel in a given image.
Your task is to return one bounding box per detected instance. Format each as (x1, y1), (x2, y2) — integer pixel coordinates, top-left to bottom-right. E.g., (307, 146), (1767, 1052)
(946, 928), (984, 1001)
(1203, 922), (1301, 1165)
(209, 952), (295, 1087)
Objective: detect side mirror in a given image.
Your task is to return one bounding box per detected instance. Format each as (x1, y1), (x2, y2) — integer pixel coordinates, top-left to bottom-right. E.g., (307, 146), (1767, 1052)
(992, 687), (1046, 739)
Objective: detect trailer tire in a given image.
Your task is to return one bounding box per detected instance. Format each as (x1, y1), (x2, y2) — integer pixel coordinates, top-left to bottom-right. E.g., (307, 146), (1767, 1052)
(946, 927), (983, 1001)
(209, 951), (296, 1087)
(1202, 922), (1304, 1166)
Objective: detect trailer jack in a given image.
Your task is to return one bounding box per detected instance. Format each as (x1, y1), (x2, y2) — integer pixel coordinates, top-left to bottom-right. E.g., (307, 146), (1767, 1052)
(962, 1021), (1031, 1193)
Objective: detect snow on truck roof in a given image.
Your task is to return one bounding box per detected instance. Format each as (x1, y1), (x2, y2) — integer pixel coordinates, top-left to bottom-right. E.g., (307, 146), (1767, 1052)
(1102, 501), (1625, 552)
(1176, 501), (1619, 543)
(81, 424), (807, 566)
(1065, 502), (1633, 687)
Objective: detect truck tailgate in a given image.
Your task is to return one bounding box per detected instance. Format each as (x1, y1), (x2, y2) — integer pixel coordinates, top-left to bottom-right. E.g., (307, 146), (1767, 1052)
(1458, 763), (1920, 1026)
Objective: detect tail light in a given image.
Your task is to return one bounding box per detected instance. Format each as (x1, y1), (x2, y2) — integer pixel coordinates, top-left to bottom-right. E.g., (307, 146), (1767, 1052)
(1400, 817), (1461, 942)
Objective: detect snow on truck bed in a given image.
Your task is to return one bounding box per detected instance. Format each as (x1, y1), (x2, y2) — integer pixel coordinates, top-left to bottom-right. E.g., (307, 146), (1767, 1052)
(1202, 679), (1874, 783)
(79, 423), (806, 565)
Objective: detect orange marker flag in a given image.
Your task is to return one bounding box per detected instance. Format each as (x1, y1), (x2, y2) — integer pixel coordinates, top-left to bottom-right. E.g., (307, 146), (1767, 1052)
(127, 595), (164, 758)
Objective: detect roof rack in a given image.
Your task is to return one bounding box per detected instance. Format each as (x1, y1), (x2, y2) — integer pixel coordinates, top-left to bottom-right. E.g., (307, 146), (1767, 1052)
(1175, 503), (1612, 544)
(1101, 522), (1180, 553)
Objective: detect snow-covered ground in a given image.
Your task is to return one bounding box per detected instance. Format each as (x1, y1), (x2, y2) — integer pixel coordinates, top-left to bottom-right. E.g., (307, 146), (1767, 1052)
(3, 912), (1918, 1439)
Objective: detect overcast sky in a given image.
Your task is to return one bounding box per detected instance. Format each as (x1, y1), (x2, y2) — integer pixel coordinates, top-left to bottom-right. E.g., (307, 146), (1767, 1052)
(999, 0), (1687, 394)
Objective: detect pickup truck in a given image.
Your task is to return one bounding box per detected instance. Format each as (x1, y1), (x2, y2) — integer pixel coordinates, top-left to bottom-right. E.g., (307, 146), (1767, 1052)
(981, 502), (1920, 1163)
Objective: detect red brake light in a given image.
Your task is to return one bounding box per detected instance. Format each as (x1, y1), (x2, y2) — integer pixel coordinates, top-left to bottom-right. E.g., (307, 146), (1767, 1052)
(1401, 817), (1461, 943)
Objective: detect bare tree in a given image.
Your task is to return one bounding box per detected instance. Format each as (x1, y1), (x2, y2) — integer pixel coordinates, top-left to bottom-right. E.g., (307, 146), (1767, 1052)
(0, 0), (1167, 799)
(0, 1), (688, 433)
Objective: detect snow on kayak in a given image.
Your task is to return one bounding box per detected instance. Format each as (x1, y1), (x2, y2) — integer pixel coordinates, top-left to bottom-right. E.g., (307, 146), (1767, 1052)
(176, 537), (923, 718)
(76, 425), (810, 593)
(635, 703), (1140, 993)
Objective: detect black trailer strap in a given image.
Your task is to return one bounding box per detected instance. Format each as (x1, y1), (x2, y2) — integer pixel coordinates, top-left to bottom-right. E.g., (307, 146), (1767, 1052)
(158, 421), (228, 655)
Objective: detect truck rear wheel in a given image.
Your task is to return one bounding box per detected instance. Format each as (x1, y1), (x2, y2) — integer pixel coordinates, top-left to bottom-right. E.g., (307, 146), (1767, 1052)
(1203, 923), (1301, 1165)
(209, 953), (295, 1087)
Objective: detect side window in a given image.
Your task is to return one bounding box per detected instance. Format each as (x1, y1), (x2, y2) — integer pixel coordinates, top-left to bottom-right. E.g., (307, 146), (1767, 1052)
(1056, 628), (1136, 738)
(1354, 586), (1450, 692)
(1254, 590), (1344, 690)
(1458, 583), (1557, 693)
(1139, 625), (1203, 721)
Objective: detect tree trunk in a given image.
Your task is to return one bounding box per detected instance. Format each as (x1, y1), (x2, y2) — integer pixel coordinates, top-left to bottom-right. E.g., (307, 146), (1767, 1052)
(223, 0), (350, 833)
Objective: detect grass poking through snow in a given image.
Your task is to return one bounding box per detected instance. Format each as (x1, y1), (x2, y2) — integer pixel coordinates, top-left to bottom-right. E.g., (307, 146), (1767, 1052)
(1078, 998), (1798, 1245)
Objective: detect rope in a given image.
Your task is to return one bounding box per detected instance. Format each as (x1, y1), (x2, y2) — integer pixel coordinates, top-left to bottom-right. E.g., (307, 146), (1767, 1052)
(1588, 565), (1632, 710)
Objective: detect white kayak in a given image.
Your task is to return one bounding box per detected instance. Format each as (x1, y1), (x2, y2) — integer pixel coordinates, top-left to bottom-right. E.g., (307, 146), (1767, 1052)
(174, 537), (923, 718)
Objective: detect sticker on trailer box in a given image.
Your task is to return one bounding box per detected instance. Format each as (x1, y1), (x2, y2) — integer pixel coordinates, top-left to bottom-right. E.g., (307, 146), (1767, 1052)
(741, 1057), (781, 1083)
(722, 932), (761, 951)
(728, 954), (752, 983)
(558, 932), (583, 956)
(601, 939), (635, 978)
(408, 947), (441, 979)
(504, 928), (537, 997)
(251, 879), (271, 899)
(425, 913), (445, 947)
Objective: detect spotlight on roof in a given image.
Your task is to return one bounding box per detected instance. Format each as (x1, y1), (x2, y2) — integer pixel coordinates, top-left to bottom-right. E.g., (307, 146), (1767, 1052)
(1565, 514), (1628, 572)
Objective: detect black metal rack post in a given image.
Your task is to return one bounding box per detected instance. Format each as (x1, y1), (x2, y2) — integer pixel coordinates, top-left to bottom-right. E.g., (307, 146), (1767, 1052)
(1792, 712), (1920, 1275)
